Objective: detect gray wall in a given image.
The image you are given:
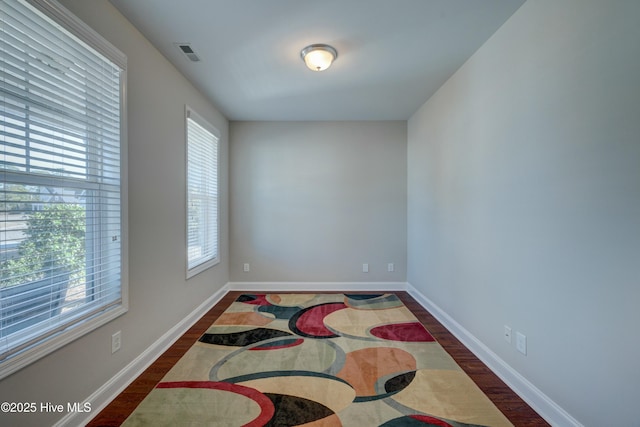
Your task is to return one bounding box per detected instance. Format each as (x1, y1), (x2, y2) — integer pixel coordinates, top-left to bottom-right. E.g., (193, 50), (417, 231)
(230, 121), (407, 283)
(3, 1), (638, 426)
(0, 1), (229, 425)
(407, 0), (640, 425)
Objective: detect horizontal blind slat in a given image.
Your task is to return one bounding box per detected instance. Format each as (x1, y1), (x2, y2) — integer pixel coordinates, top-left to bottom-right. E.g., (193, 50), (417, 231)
(186, 114), (218, 271)
(0, 0), (124, 364)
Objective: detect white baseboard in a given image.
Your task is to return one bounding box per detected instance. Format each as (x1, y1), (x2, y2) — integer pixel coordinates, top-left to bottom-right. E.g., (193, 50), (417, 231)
(228, 281), (407, 292)
(406, 283), (582, 427)
(56, 283), (230, 427)
(58, 281), (578, 427)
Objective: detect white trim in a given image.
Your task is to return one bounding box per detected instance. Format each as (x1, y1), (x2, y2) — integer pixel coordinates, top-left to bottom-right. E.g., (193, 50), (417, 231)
(0, 305), (127, 380)
(185, 105), (221, 279)
(59, 281), (579, 427)
(406, 283), (582, 427)
(25, 0), (127, 68)
(56, 283), (230, 427)
(0, 0), (128, 380)
(187, 257), (221, 279)
(228, 281), (407, 292)
(185, 106), (221, 139)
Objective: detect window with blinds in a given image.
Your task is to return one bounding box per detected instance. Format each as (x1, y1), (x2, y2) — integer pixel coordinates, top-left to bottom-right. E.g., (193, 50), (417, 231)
(186, 107), (219, 278)
(0, 0), (127, 377)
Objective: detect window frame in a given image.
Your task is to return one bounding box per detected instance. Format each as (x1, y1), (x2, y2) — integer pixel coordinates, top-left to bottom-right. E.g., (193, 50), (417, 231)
(0, 0), (128, 379)
(185, 105), (220, 279)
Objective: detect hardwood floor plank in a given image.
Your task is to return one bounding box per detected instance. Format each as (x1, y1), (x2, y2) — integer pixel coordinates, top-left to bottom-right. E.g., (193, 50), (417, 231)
(87, 291), (549, 426)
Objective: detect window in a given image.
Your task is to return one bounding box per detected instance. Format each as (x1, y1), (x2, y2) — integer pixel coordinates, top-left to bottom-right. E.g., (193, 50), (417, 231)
(186, 107), (219, 278)
(0, 0), (127, 377)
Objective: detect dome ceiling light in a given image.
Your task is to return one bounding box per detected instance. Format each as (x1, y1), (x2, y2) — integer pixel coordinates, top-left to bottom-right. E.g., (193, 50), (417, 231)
(300, 44), (338, 72)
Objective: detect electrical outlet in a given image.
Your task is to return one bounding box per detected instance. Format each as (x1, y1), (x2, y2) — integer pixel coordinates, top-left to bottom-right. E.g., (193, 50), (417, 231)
(243, 263), (250, 272)
(504, 325), (512, 344)
(362, 263), (369, 273)
(388, 263), (394, 272)
(516, 332), (527, 355)
(111, 331), (121, 354)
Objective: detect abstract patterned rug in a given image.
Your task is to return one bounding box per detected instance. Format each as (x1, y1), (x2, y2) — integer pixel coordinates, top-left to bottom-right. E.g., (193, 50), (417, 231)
(123, 294), (513, 426)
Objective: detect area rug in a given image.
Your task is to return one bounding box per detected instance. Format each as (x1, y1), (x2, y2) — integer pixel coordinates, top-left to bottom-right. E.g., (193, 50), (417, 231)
(123, 293), (513, 426)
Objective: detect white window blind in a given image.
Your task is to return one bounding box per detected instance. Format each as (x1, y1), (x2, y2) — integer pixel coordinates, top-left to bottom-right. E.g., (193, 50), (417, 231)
(0, 0), (126, 376)
(186, 107), (219, 277)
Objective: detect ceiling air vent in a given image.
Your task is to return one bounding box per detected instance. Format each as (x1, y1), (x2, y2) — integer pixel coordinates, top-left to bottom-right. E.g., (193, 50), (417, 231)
(175, 43), (200, 62)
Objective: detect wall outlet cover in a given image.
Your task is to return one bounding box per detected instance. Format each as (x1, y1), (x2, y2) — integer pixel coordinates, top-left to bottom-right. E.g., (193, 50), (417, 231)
(111, 331), (122, 354)
(516, 331), (527, 355)
(504, 325), (512, 344)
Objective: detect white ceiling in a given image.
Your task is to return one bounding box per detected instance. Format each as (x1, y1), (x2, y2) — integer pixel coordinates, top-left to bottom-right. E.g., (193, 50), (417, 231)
(109, 0), (525, 121)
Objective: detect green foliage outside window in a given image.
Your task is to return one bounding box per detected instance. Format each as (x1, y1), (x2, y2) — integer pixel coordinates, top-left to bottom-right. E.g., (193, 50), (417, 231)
(1, 204), (86, 288)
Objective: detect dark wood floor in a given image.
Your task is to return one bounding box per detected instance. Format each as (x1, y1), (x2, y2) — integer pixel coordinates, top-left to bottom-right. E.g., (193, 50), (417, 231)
(87, 291), (550, 426)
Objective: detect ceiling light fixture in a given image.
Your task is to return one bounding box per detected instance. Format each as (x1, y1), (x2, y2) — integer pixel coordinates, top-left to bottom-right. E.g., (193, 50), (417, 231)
(300, 44), (338, 72)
